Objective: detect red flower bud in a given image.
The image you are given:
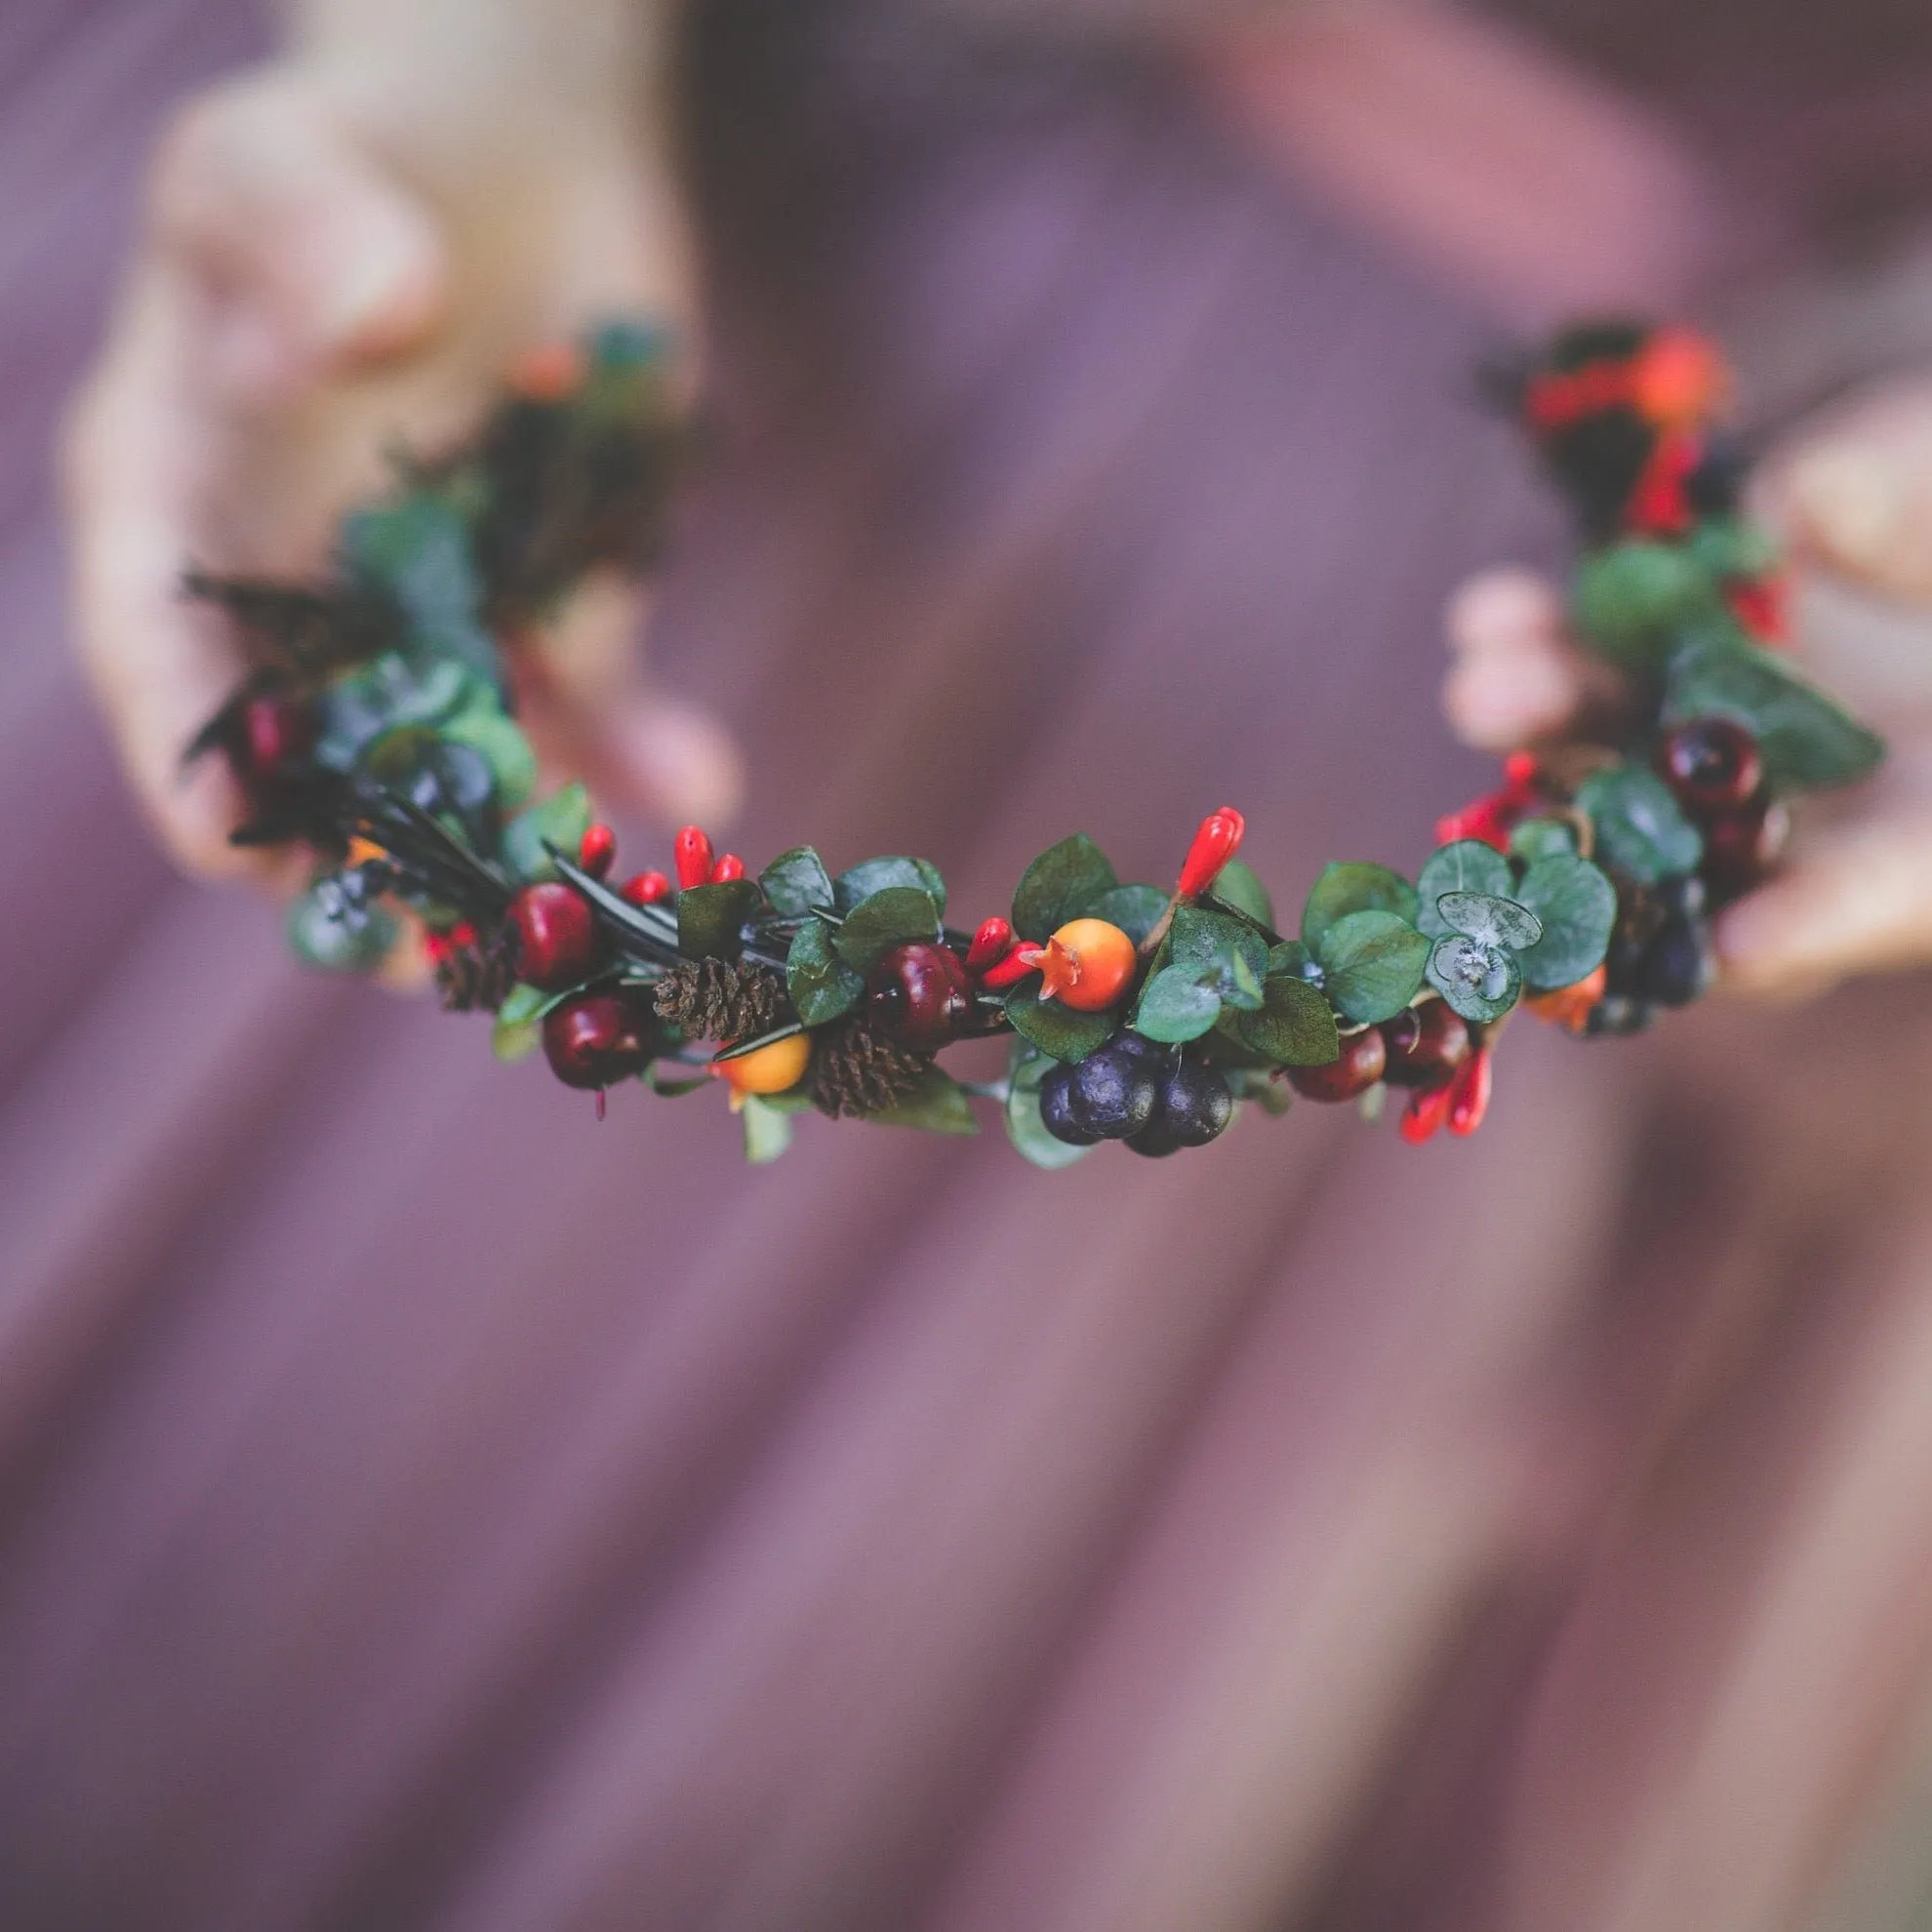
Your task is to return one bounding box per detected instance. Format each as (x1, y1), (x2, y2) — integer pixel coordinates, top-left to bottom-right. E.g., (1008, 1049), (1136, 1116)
(979, 944), (1046, 990)
(1178, 807), (1246, 899)
(1446, 1047), (1493, 1138)
(673, 825), (713, 891)
(1399, 1079), (1456, 1146)
(709, 853), (745, 884)
(620, 871), (672, 906)
(580, 824), (618, 879)
(966, 918), (1014, 973)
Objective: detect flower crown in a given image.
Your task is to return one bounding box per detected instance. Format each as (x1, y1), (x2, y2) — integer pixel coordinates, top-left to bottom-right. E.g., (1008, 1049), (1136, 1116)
(188, 318), (1883, 1165)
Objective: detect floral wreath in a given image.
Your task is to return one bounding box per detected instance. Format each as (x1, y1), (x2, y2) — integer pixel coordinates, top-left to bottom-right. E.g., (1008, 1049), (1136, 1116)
(188, 319), (1884, 1165)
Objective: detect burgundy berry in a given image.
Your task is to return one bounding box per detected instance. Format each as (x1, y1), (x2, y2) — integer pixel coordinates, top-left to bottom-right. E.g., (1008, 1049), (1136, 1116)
(543, 991), (656, 1090)
(1287, 1026), (1387, 1103)
(1701, 798), (1790, 896)
(1381, 1002), (1470, 1089)
(237, 694), (313, 783)
(867, 942), (976, 1051)
(1659, 717), (1763, 814)
(507, 882), (603, 990)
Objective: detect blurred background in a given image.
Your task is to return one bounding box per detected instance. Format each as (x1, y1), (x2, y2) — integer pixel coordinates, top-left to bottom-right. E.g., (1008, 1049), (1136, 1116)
(8, 2), (1932, 1928)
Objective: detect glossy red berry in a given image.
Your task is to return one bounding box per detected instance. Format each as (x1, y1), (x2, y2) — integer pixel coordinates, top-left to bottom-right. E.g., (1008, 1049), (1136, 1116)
(1659, 718), (1763, 814)
(709, 853), (745, 884)
(507, 882), (602, 990)
(237, 694), (313, 782)
(867, 942), (976, 1050)
(966, 918), (1014, 974)
(1446, 1047), (1494, 1137)
(1287, 1026), (1387, 1103)
(1399, 1080), (1455, 1145)
(673, 825), (713, 891)
(1701, 798), (1789, 894)
(579, 824), (618, 879)
(619, 870), (672, 906)
(1381, 1002), (1471, 1088)
(543, 991), (655, 1091)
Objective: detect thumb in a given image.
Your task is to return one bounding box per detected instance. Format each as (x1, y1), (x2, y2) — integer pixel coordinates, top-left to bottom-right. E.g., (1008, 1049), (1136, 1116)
(150, 77), (446, 396)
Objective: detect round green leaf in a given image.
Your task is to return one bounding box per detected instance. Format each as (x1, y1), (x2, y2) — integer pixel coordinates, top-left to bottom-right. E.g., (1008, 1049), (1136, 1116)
(786, 920), (864, 1026)
(872, 1068), (980, 1135)
(1169, 906), (1268, 1009)
(1513, 855), (1617, 990)
(742, 1095), (795, 1163)
(440, 710), (538, 808)
(676, 878), (763, 962)
(503, 784), (592, 884)
(1005, 986), (1114, 1063)
(759, 846), (836, 918)
(1134, 966), (1223, 1043)
(832, 887), (941, 974)
(1315, 909), (1430, 1024)
(1010, 834), (1117, 942)
(1093, 883), (1170, 948)
(1571, 539), (1720, 673)
(1575, 764), (1703, 883)
(1235, 976), (1340, 1067)
(1302, 863), (1419, 951)
(1509, 816), (1579, 865)
(1005, 1046), (1095, 1169)
(1435, 890), (1542, 952)
(1427, 933), (1522, 1024)
(834, 856), (948, 917)
(286, 890), (395, 974)
(1416, 841), (1513, 938)
(1207, 859), (1274, 929)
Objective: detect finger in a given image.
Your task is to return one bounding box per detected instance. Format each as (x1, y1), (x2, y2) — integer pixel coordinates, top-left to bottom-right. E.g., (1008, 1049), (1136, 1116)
(150, 77), (446, 400)
(1716, 803), (1932, 998)
(63, 259), (275, 881)
(1441, 565), (1600, 749)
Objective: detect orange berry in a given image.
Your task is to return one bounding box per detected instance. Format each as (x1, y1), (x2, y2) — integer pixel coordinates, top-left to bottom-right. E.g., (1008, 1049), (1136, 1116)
(1525, 963), (1608, 1035)
(1037, 918), (1137, 1012)
(716, 1030), (812, 1098)
(507, 341), (586, 403)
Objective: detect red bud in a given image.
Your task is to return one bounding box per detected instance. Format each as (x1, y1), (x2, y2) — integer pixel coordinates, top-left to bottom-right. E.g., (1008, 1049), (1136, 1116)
(966, 918), (1014, 973)
(1399, 1080), (1455, 1146)
(1178, 807), (1246, 899)
(620, 870), (672, 906)
(580, 824), (618, 879)
(979, 944), (1046, 990)
(673, 825), (713, 891)
(1446, 1046), (1493, 1137)
(709, 853), (745, 884)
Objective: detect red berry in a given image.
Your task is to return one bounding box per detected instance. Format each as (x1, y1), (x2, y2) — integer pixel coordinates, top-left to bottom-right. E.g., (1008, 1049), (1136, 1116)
(709, 853), (745, 884)
(579, 824), (618, 879)
(1659, 718), (1763, 814)
(1287, 1026), (1387, 1103)
(507, 882), (602, 990)
(1446, 1047), (1494, 1137)
(543, 991), (656, 1091)
(965, 917), (1014, 974)
(867, 942), (976, 1050)
(673, 825), (713, 891)
(237, 694), (312, 782)
(1399, 1081), (1455, 1146)
(620, 871), (672, 906)
(1381, 1002), (1471, 1089)
(1701, 797), (1789, 894)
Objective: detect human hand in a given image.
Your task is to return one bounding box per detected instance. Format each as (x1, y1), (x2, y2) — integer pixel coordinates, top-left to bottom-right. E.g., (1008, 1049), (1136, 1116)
(63, 54), (740, 887)
(1443, 385), (1932, 998)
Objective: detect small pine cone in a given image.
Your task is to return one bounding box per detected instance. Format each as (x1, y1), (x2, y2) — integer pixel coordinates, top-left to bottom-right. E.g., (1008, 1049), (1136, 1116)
(654, 959), (789, 1041)
(811, 1021), (931, 1119)
(435, 936), (518, 1013)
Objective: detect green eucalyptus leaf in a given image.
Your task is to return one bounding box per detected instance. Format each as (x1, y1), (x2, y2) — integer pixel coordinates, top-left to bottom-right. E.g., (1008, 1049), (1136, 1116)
(496, 983), (546, 1026)
(1267, 940), (1320, 983)
(1686, 516), (1781, 583)
(677, 878), (763, 961)
(1005, 1045), (1096, 1169)
(871, 1067), (981, 1135)
(1207, 859), (1274, 929)
(1005, 986), (1114, 1063)
(491, 1011), (542, 1063)
(286, 890), (395, 974)
(1663, 635), (1885, 792)
(786, 921), (865, 1026)
(1514, 855), (1617, 989)
(503, 784), (592, 883)
(341, 493), (503, 689)
(1313, 909), (1429, 1024)
(1509, 816), (1579, 864)
(1169, 905), (1269, 998)
(834, 857), (948, 917)
(832, 887), (941, 975)
(1010, 834), (1117, 942)
(1302, 863), (1419, 951)
(1093, 883), (1170, 948)
(1575, 764), (1704, 883)
(439, 709), (538, 807)
(759, 846), (836, 918)
(1235, 975), (1340, 1067)
(1427, 933), (1523, 1023)
(1436, 890), (1543, 952)
(1416, 842), (1514, 937)
(1134, 967), (1224, 1043)
(742, 1096), (795, 1164)
(1571, 538), (1721, 673)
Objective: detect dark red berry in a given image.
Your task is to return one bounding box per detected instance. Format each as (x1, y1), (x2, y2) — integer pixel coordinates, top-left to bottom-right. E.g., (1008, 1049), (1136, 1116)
(543, 991), (656, 1090)
(1288, 1026), (1387, 1103)
(867, 942), (976, 1051)
(1659, 718), (1763, 814)
(1701, 799), (1789, 896)
(507, 882), (603, 990)
(1380, 1002), (1470, 1089)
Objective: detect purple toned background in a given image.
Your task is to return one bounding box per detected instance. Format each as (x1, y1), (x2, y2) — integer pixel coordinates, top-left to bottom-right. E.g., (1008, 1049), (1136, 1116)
(9, 4), (1932, 1929)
